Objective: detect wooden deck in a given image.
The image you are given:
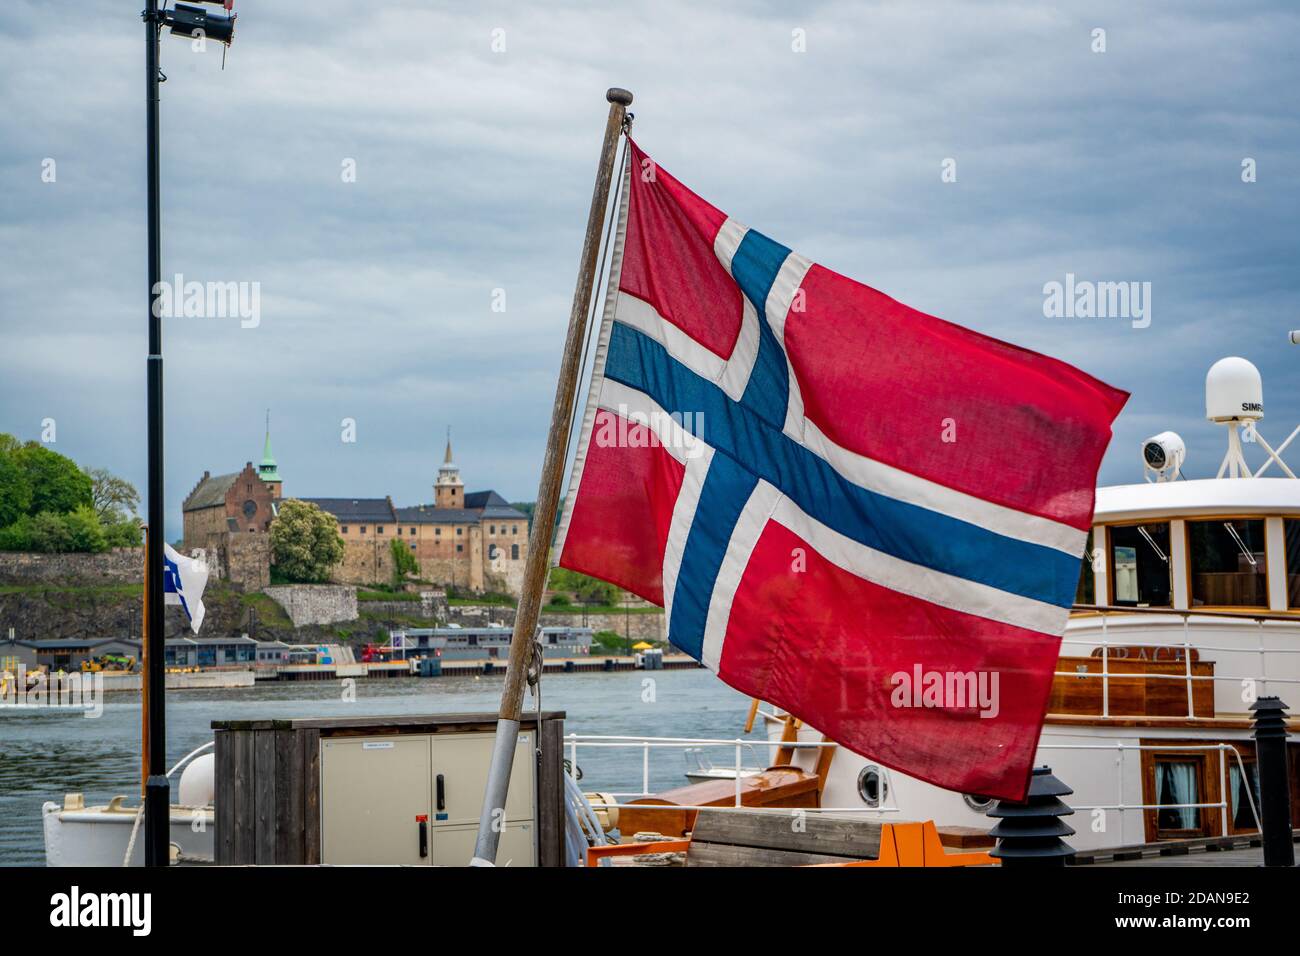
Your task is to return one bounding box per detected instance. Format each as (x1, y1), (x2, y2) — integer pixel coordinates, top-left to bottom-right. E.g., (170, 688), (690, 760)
(1095, 845), (1269, 867)
(1071, 829), (1298, 867)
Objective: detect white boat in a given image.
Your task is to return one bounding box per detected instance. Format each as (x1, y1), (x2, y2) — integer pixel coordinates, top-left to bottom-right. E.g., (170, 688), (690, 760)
(761, 354), (1300, 852)
(683, 747), (762, 784)
(42, 743), (216, 866)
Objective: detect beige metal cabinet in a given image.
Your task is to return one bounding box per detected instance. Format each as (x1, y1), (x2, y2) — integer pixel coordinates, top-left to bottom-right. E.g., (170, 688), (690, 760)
(431, 731), (535, 827)
(318, 731), (537, 866)
(433, 821), (536, 867)
(320, 735), (432, 865)
(213, 712), (566, 866)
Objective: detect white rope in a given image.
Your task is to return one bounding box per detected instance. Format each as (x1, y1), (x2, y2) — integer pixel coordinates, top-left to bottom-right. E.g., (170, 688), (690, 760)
(122, 806), (144, 867)
(562, 770), (608, 866)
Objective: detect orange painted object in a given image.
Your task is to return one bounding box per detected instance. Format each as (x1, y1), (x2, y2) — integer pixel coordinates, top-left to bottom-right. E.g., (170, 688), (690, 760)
(585, 840), (691, 867)
(616, 767), (820, 838)
(584, 820), (996, 868)
(811, 821), (997, 868)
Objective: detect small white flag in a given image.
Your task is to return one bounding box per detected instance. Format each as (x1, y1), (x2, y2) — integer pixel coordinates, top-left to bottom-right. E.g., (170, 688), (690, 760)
(163, 543), (208, 634)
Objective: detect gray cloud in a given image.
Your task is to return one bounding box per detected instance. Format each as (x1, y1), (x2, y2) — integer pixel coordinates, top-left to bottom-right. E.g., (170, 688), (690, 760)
(2, 0), (1297, 539)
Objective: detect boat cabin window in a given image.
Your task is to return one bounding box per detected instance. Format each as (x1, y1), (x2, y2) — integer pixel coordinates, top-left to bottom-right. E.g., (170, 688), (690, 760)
(1187, 518), (1267, 607)
(1154, 756), (1202, 836)
(1228, 759), (1261, 833)
(1108, 523), (1171, 607)
(1286, 519), (1300, 609)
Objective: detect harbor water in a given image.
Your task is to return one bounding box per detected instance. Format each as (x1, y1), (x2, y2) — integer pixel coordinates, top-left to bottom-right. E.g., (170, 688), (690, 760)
(0, 668), (766, 866)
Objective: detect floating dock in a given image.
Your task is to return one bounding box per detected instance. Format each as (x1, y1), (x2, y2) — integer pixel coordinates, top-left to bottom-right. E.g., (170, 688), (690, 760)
(254, 653), (701, 681)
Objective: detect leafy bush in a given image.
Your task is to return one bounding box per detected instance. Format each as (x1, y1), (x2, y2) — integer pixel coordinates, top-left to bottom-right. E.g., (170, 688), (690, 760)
(103, 517), (144, 548)
(62, 505), (107, 553)
(28, 512), (74, 553)
(270, 499), (345, 583)
(548, 566), (617, 606)
(0, 516), (33, 551)
(389, 536), (419, 584)
(592, 630), (626, 652)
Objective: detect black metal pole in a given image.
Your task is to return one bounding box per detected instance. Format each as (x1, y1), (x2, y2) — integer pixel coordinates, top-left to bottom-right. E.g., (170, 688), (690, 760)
(1250, 697), (1294, 867)
(143, 0), (170, 868)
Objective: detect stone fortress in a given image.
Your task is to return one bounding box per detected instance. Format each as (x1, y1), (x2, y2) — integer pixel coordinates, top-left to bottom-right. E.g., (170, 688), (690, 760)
(182, 423), (529, 596)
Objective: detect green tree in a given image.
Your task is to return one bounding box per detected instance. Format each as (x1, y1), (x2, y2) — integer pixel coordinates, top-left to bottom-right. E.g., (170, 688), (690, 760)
(63, 505), (108, 553)
(389, 537), (419, 585)
(13, 442), (92, 515)
(84, 466), (140, 523)
(0, 447), (32, 527)
(270, 499), (346, 583)
(27, 512), (73, 553)
(0, 515), (33, 551)
(104, 516), (144, 548)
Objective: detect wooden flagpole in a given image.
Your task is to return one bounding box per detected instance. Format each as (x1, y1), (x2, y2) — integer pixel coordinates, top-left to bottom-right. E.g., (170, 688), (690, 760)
(471, 87), (632, 865)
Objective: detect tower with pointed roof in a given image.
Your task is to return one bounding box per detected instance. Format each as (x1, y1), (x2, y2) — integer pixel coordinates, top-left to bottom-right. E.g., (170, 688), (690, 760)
(258, 410), (282, 499)
(434, 427), (464, 509)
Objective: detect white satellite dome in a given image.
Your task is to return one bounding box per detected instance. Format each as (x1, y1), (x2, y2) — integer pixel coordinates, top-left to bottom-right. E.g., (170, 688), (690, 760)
(1206, 356), (1263, 423)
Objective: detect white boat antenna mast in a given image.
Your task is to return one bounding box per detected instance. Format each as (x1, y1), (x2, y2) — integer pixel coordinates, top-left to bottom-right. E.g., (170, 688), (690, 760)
(1206, 347), (1297, 480)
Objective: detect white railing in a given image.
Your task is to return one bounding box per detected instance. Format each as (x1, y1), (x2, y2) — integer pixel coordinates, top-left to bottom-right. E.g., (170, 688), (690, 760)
(1037, 741), (1262, 837)
(565, 735), (1262, 838)
(1062, 608), (1300, 719)
(565, 733), (900, 815)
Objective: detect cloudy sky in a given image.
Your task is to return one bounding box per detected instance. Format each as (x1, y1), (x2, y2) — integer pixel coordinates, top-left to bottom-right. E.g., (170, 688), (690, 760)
(1, 1), (1297, 539)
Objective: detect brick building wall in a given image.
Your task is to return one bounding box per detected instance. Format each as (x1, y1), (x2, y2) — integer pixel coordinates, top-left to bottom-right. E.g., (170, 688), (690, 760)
(183, 505), (228, 550)
(333, 535), (396, 586)
(199, 531), (271, 591)
(224, 464), (277, 534)
(182, 462), (276, 549)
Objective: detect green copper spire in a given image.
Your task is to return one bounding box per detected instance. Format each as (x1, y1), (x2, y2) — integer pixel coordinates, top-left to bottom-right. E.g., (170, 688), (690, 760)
(258, 409), (282, 483)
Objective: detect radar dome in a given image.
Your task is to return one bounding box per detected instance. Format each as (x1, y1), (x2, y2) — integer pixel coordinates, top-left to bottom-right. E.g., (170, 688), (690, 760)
(1206, 357), (1263, 423)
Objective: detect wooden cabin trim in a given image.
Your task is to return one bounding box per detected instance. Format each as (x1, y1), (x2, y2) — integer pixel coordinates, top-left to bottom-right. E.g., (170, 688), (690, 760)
(1045, 715), (1259, 730)
(1070, 604), (1300, 621)
(1048, 652), (1215, 719)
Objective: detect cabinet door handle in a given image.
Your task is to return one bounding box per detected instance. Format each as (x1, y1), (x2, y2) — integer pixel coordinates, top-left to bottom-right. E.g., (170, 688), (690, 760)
(417, 816), (428, 858)
(436, 773), (446, 812)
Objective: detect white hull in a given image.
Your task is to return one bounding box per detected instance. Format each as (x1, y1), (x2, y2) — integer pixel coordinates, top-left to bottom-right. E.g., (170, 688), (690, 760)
(42, 800), (215, 866)
(767, 609), (1295, 851)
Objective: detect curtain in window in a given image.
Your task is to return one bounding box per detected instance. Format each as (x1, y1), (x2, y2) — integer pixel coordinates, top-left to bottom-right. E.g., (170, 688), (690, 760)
(1156, 760), (1200, 831)
(1229, 763), (1260, 830)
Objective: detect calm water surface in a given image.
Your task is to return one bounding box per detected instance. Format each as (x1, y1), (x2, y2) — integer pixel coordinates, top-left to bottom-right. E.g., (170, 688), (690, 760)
(0, 669), (766, 865)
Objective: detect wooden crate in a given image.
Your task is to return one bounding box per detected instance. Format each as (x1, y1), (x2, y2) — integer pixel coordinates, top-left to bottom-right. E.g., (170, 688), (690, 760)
(212, 711), (566, 866)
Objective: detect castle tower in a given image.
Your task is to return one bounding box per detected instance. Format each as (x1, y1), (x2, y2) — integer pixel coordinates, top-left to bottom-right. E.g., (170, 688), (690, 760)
(434, 428), (463, 509)
(258, 410), (283, 499)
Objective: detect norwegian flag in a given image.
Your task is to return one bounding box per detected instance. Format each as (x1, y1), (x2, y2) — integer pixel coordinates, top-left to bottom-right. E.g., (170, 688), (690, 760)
(555, 141), (1127, 801)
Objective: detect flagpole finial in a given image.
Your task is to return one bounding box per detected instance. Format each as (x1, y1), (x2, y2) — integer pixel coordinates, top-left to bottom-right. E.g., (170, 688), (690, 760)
(606, 88), (633, 106)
